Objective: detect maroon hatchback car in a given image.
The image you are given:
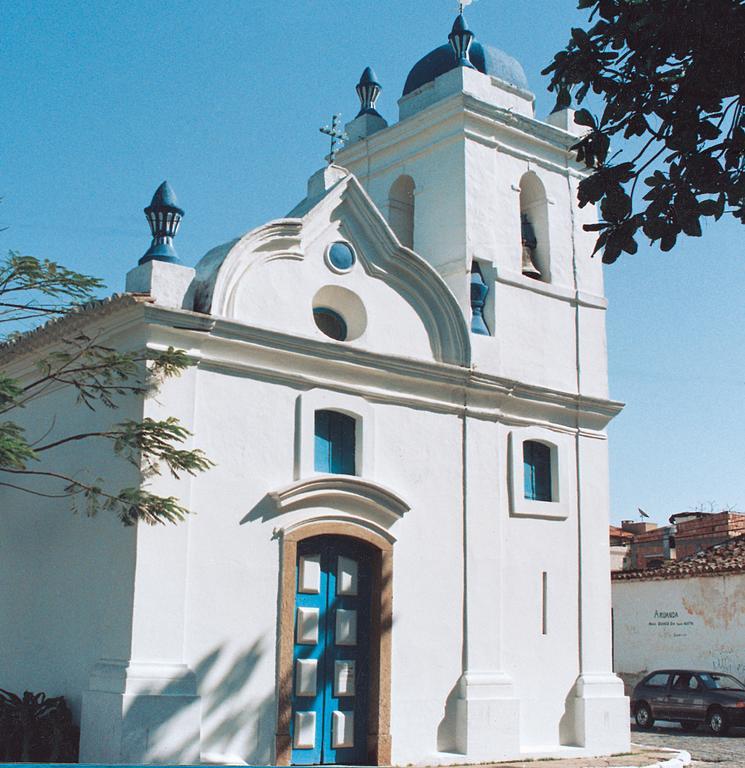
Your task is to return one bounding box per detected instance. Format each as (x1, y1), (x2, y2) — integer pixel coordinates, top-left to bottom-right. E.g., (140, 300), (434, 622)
(632, 669), (745, 735)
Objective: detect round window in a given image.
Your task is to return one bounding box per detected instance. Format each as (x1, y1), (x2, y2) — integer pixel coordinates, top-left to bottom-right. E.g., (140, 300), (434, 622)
(313, 307), (347, 341)
(326, 241), (356, 272)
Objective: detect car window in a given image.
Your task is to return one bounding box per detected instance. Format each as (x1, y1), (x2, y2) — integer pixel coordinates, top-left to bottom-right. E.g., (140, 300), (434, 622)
(645, 672), (670, 688)
(671, 673), (700, 691)
(700, 673), (745, 691)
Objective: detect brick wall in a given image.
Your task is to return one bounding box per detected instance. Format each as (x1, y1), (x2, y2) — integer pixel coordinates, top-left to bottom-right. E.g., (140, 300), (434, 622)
(675, 512), (745, 559)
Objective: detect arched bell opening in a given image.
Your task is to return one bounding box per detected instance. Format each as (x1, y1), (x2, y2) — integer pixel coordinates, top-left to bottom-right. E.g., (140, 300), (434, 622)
(518, 172), (551, 283)
(276, 521), (392, 767)
(387, 175), (415, 250)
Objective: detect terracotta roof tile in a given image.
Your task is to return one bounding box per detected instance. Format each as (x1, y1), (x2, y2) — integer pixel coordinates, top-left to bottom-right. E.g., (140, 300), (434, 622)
(612, 533), (745, 582)
(0, 293), (153, 363)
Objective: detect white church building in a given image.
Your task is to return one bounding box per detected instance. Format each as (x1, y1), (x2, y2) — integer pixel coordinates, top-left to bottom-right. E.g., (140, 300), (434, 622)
(1, 12), (630, 765)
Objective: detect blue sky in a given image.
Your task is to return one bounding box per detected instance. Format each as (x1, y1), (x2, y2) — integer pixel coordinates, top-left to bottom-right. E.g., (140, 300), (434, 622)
(4, 1), (744, 525)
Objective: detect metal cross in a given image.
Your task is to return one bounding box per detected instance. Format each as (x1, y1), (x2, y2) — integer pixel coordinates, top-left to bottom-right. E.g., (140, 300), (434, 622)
(319, 114), (348, 164)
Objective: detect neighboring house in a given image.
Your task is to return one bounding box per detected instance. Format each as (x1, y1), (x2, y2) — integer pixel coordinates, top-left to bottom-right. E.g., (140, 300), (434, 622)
(609, 526), (633, 571)
(0, 12), (630, 767)
(612, 535), (745, 693)
(610, 512), (745, 571)
(674, 512), (745, 560)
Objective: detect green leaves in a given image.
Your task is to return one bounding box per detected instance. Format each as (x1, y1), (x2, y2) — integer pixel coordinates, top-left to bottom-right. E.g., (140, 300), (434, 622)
(0, 247), (213, 525)
(574, 108), (596, 128)
(112, 417), (214, 479)
(0, 422), (36, 470)
(545, 0), (745, 262)
(0, 252), (103, 334)
(114, 488), (192, 527)
(0, 689), (77, 761)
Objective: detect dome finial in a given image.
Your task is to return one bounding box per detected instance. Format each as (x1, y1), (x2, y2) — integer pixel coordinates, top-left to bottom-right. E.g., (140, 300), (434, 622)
(356, 66), (382, 118)
(448, 10), (476, 69)
(139, 181), (184, 265)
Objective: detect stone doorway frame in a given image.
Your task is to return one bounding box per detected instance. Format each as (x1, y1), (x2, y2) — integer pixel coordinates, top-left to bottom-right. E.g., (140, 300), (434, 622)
(275, 520), (393, 766)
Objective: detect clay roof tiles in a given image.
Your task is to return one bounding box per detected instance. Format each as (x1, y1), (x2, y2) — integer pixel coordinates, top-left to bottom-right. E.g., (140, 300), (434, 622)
(0, 293), (153, 363)
(612, 533), (745, 582)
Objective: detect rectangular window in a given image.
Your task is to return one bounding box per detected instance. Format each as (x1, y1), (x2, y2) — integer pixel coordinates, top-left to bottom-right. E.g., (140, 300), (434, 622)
(314, 410), (356, 475)
(524, 440), (552, 501)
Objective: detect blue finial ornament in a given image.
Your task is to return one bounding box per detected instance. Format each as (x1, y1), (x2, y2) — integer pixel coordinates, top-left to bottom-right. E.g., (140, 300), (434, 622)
(470, 262), (490, 335)
(448, 13), (475, 69)
(140, 181), (184, 265)
(356, 66), (382, 118)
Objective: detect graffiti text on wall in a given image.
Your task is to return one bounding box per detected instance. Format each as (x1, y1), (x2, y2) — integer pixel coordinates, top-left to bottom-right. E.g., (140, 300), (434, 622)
(649, 609), (694, 638)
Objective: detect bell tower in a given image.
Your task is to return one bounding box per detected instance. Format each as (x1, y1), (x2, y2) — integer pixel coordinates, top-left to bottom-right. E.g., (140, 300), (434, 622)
(335, 10), (629, 761)
(336, 11), (609, 400)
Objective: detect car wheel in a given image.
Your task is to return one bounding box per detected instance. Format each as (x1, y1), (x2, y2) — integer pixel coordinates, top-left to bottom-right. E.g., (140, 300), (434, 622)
(679, 720), (698, 732)
(707, 707), (729, 736)
(635, 702), (654, 729)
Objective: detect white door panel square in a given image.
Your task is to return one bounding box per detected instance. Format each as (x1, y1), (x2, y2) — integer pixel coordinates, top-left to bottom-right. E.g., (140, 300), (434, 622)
(294, 711), (316, 749)
(296, 607), (320, 644)
(334, 660), (356, 697)
(335, 608), (357, 646)
(337, 556), (358, 595)
(299, 553), (321, 594)
(295, 658), (318, 697)
(332, 710), (354, 748)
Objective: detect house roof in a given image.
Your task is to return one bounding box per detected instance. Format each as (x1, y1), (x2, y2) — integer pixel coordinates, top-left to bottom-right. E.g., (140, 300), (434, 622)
(0, 293), (153, 364)
(609, 525), (634, 541)
(612, 533), (745, 582)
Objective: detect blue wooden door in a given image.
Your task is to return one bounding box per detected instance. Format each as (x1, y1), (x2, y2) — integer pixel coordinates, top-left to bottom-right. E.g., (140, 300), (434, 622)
(290, 536), (372, 765)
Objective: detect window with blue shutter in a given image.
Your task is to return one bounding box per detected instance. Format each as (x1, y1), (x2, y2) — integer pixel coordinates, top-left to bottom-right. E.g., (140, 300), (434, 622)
(315, 411), (356, 475)
(523, 440), (552, 501)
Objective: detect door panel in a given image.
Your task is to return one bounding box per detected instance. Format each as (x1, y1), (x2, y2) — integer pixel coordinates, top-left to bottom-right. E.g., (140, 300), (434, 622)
(290, 536), (372, 765)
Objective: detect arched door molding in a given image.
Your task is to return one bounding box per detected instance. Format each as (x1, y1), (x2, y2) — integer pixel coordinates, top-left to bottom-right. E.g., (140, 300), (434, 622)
(276, 520), (393, 766)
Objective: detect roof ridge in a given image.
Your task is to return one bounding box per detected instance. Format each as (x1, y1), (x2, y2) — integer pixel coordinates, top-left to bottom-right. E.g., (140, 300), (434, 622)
(0, 293), (153, 363)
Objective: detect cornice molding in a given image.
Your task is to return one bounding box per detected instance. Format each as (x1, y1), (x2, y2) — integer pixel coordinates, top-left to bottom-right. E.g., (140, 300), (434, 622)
(268, 475), (410, 524)
(337, 90), (584, 177)
(142, 304), (623, 432)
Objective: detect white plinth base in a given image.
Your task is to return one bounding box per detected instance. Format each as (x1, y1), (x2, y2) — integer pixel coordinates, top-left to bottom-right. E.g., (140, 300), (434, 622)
(454, 672), (521, 760)
(79, 659), (202, 764)
(346, 113), (388, 143)
(565, 673), (631, 752)
(125, 260), (195, 309)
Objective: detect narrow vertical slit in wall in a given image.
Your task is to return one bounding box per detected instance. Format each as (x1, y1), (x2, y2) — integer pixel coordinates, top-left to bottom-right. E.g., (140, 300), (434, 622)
(542, 571), (548, 635)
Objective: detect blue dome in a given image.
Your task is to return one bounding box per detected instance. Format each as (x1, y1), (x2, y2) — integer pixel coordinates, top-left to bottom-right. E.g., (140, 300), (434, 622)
(402, 42), (529, 96)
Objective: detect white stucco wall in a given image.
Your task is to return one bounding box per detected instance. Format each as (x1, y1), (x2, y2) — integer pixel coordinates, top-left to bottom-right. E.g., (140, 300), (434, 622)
(613, 574), (745, 691)
(0, 341), (140, 721)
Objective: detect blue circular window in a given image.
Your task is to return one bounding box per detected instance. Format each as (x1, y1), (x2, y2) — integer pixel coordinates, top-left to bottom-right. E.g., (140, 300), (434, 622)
(313, 307), (347, 341)
(327, 241), (356, 272)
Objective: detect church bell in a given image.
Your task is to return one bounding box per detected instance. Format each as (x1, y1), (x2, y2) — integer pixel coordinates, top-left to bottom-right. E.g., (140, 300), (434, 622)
(520, 214), (542, 280)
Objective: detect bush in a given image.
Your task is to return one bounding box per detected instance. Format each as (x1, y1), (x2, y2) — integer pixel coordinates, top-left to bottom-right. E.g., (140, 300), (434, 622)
(0, 689), (79, 762)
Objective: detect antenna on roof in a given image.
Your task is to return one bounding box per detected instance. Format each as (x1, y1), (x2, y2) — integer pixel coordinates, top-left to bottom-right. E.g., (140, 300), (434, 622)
(638, 508), (649, 520)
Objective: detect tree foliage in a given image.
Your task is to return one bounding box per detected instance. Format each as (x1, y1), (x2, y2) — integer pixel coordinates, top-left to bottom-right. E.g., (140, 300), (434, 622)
(0, 250), (212, 526)
(543, 0), (745, 263)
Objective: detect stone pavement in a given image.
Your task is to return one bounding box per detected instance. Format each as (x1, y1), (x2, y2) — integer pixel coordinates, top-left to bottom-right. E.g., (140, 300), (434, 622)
(631, 722), (745, 768)
(468, 745), (686, 768)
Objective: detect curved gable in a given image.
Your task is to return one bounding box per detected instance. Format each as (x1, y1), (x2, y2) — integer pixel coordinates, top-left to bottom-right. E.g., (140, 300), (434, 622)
(192, 172), (471, 367)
